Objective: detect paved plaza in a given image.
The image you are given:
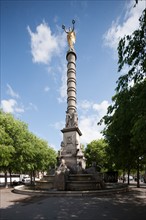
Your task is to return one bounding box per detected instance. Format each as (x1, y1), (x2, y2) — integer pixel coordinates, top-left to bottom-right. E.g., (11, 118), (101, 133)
(0, 185), (146, 220)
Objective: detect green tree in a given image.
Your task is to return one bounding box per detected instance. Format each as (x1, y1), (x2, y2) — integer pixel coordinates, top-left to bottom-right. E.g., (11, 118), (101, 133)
(0, 125), (14, 168)
(116, 9), (146, 186)
(102, 88), (139, 178)
(0, 111), (30, 172)
(130, 80), (146, 150)
(0, 110), (35, 184)
(117, 9), (146, 92)
(85, 139), (108, 171)
(0, 122), (15, 187)
(99, 9), (146, 186)
(0, 110), (57, 185)
(29, 136), (57, 175)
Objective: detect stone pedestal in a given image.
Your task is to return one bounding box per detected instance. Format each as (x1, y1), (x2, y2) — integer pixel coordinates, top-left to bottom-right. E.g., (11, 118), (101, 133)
(60, 127), (85, 172)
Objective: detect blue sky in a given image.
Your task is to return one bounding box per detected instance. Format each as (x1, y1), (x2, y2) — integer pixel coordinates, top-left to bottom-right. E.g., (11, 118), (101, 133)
(1, 0), (145, 151)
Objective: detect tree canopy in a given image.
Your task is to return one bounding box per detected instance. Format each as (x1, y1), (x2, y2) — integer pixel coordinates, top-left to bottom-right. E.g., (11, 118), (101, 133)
(85, 139), (108, 171)
(99, 9), (146, 186)
(117, 8), (146, 92)
(0, 110), (57, 178)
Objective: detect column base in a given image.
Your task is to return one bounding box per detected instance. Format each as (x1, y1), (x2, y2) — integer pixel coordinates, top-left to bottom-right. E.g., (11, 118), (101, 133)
(60, 126), (86, 172)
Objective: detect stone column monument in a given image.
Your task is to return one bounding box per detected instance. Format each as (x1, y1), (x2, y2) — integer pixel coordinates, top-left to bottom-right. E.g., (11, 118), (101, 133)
(59, 20), (86, 173)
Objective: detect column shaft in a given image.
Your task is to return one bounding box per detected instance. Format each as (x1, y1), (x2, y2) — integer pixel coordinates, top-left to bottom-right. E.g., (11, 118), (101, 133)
(66, 51), (77, 114)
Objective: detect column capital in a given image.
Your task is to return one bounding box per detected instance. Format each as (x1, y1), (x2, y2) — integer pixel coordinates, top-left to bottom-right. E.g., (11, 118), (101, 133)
(66, 49), (77, 61)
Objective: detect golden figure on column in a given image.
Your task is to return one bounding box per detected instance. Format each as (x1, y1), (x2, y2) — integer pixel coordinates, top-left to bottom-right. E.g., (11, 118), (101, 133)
(62, 20), (76, 50)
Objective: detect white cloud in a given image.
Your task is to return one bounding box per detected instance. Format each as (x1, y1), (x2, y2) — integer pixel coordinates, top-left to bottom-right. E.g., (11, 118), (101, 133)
(27, 21), (67, 105)
(27, 102), (38, 111)
(1, 99), (24, 113)
(53, 121), (65, 130)
(78, 100), (92, 111)
(57, 63), (67, 103)
(92, 100), (109, 118)
(49, 120), (65, 140)
(1, 84), (38, 115)
(27, 21), (66, 64)
(79, 114), (103, 145)
(53, 16), (59, 23)
(78, 99), (109, 116)
(14, 107), (24, 113)
(6, 84), (20, 99)
(79, 100), (110, 145)
(103, 0), (145, 51)
(44, 86), (50, 92)
(49, 143), (59, 152)
(1, 99), (38, 115)
(1, 99), (16, 113)
(52, 99), (110, 146)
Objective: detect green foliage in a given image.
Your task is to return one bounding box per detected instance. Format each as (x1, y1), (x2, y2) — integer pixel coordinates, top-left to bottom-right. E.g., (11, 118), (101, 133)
(117, 9), (146, 92)
(0, 110), (57, 174)
(85, 139), (108, 171)
(130, 80), (146, 151)
(0, 145), (15, 168)
(101, 80), (146, 173)
(0, 112), (15, 170)
(99, 9), (146, 176)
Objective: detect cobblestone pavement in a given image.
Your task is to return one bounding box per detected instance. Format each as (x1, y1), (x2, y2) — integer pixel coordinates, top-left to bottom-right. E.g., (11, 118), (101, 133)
(0, 185), (146, 220)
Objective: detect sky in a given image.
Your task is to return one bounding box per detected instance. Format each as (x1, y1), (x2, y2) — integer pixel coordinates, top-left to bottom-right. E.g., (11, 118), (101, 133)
(1, 0), (145, 151)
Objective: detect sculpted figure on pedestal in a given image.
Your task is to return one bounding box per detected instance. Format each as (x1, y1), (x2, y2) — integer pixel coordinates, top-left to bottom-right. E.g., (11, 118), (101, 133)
(73, 111), (78, 127)
(66, 111), (78, 128)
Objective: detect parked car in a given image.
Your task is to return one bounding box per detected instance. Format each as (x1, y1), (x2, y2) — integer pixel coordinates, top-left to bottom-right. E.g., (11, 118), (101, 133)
(22, 175), (40, 185)
(22, 175), (31, 184)
(12, 180), (22, 186)
(124, 175), (133, 181)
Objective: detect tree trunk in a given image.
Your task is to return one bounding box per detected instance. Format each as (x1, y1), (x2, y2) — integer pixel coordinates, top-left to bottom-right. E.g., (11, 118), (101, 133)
(9, 169), (12, 186)
(4, 171), (8, 188)
(33, 170), (35, 183)
(30, 171), (33, 184)
(127, 169), (130, 185)
(122, 170), (125, 183)
(137, 158), (140, 188)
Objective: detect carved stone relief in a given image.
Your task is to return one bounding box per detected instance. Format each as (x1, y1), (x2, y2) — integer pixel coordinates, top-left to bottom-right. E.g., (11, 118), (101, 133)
(65, 111), (78, 128)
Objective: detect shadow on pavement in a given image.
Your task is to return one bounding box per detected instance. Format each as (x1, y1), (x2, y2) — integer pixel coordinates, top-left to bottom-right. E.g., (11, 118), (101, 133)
(0, 186), (146, 220)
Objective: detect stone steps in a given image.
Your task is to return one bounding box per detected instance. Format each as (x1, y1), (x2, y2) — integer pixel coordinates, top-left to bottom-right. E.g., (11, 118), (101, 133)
(35, 174), (102, 191)
(66, 180), (101, 191)
(68, 174), (93, 181)
(66, 174), (101, 190)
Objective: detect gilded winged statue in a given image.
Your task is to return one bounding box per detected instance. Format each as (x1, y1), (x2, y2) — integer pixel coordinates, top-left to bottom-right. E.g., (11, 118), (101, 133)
(62, 20), (76, 50)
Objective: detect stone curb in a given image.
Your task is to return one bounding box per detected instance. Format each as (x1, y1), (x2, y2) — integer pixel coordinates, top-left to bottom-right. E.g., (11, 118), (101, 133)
(13, 184), (129, 197)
